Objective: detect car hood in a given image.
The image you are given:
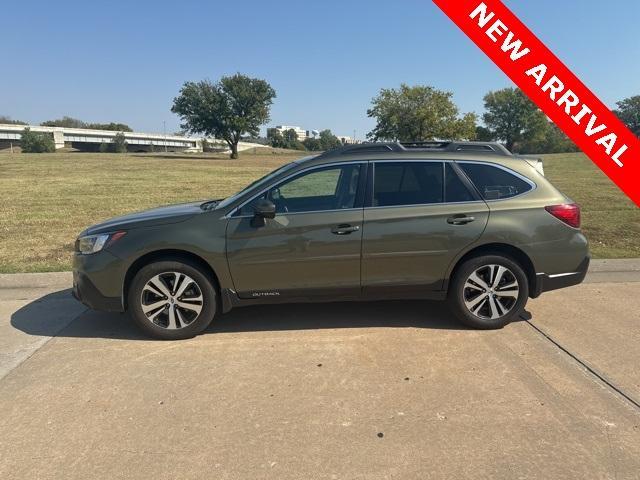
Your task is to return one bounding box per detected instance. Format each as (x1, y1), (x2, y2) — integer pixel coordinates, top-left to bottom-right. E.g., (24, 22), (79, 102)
(82, 201), (204, 236)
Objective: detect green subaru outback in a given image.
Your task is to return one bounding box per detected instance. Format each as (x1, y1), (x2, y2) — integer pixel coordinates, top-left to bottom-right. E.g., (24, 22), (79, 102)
(73, 142), (589, 339)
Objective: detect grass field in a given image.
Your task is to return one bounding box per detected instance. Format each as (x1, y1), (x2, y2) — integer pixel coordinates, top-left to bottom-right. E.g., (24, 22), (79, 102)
(0, 151), (638, 273)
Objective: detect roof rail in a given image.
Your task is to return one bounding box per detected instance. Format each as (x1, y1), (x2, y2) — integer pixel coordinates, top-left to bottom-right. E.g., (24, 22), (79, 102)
(322, 141), (512, 157)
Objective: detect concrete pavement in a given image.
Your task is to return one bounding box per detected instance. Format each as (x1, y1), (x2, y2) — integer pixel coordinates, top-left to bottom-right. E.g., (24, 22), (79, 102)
(1, 262), (639, 479)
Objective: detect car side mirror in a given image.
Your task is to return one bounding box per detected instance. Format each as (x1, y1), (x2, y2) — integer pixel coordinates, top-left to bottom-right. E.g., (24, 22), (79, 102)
(251, 199), (276, 227)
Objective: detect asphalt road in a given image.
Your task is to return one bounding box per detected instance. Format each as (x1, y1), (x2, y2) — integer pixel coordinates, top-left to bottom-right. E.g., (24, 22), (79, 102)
(0, 261), (639, 479)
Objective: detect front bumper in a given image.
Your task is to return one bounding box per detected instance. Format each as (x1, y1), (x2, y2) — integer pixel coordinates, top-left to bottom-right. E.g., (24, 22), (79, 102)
(72, 250), (126, 312)
(531, 255), (590, 298)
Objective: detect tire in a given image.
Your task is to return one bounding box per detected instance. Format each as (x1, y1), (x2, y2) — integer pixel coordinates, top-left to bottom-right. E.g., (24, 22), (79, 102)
(128, 260), (217, 340)
(448, 254), (529, 330)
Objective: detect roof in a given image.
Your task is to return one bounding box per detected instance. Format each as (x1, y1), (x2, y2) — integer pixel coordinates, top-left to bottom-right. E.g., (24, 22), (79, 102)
(295, 141), (516, 168)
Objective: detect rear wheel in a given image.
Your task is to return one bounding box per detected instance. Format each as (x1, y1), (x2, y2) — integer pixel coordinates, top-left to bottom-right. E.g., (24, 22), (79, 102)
(128, 260), (217, 340)
(448, 255), (529, 329)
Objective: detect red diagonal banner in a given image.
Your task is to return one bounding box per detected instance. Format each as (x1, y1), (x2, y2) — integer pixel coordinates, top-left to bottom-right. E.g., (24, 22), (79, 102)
(432, 0), (640, 207)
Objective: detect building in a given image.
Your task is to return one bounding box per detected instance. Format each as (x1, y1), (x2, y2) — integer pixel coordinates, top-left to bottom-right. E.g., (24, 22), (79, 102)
(267, 125), (308, 142)
(336, 135), (360, 145)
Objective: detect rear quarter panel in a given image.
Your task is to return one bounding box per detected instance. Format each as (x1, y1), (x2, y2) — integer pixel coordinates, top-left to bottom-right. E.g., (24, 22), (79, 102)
(449, 161), (589, 277)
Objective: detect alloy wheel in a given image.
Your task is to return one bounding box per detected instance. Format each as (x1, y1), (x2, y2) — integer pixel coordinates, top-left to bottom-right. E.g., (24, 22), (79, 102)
(140, 272), (204, 329)
(463, 264), (520, 320)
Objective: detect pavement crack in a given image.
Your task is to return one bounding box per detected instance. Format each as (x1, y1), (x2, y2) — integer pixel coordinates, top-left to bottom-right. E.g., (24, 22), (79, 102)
(526, 320), (640, 412)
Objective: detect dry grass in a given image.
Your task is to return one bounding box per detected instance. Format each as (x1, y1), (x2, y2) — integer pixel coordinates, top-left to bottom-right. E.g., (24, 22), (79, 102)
(0, 151), (301, 273)
(0, 150), (637, 273)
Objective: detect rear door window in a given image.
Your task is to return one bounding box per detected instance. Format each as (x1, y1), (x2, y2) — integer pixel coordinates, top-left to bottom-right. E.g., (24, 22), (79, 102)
(373, 162), (443, 207)
(458, 163), (533, 200)
(445, 163), (476, 203)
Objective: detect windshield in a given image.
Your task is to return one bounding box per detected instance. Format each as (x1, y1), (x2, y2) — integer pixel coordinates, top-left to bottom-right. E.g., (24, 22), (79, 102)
(216, 161), (299, 209)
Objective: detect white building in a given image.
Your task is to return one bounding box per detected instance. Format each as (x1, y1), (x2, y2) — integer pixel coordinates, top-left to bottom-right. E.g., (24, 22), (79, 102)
(267, 125), (308, 142)
(337, 135), (360, 145)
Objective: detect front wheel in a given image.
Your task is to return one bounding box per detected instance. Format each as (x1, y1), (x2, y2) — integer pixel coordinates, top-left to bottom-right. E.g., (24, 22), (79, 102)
(448, 255), (529, 330)
(128, 260), (217, 340)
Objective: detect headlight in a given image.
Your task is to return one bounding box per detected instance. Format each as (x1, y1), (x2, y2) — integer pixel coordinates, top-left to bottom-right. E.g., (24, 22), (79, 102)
(76, 231), (126, 254)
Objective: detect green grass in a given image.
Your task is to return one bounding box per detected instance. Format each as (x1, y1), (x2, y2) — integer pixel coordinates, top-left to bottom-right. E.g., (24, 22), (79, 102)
(541, 153), (640, 259)
(0, 151), (637, 273)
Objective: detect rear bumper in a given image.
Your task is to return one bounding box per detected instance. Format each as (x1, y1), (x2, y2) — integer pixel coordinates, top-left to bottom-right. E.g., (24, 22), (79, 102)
(531, 255), (590, 298)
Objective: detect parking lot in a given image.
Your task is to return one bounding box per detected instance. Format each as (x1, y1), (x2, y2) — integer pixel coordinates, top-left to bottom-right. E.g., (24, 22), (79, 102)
(1, 261), (639, 479)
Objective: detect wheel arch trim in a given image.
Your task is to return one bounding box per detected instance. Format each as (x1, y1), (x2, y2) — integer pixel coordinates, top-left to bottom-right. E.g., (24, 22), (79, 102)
(122, 249), (224, 311)
(444, 242), (537, 297)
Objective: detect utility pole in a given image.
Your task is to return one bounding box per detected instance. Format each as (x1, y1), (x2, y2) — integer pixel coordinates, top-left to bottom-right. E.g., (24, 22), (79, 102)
(163, 121), (168, 153)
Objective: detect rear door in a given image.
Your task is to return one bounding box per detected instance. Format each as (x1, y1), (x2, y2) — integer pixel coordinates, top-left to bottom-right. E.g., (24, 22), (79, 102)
(362, 161), (489, 296)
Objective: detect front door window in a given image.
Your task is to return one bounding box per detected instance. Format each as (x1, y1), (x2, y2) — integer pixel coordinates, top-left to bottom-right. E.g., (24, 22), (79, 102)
(238, 164), (361, 215)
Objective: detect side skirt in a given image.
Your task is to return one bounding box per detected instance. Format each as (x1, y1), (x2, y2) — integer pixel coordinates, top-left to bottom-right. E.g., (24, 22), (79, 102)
(220, 285), (447, 313)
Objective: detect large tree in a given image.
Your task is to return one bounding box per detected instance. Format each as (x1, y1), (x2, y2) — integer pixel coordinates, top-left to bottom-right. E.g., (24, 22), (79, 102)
(614, 95), (640, 137)
(172, 73), (276, 159)
(482, 88), (547, 152)
(367, 84), (476, 142)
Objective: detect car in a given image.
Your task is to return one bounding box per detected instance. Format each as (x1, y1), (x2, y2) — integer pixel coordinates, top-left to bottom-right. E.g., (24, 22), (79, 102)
(73, 141), (590, 339)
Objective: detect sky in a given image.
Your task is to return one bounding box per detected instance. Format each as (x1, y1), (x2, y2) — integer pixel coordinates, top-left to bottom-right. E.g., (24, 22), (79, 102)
(2, 0), (638, 139)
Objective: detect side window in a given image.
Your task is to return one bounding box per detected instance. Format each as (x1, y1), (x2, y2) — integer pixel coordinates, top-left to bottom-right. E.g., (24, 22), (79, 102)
(445, 163), (475, 203)
(238, 164), (361, 215)
(373, 162), (443, 207)
(459, 163), (533, 200)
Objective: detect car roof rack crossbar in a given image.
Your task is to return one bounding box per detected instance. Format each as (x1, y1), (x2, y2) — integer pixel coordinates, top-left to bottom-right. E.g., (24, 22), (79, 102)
(324, 141), (512, 157)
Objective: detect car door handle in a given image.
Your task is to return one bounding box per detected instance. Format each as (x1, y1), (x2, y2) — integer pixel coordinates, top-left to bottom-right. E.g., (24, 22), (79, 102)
(331, 224), (360, 235)
(447, 215), (475, 225)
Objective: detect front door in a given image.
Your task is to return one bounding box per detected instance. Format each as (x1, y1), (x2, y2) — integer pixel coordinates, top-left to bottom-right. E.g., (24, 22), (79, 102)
(226, 163), (365, 300)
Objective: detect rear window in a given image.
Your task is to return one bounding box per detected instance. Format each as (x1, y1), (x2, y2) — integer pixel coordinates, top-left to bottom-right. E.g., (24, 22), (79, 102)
(458, 163), (533, 200)
(373, 162), (443, 207)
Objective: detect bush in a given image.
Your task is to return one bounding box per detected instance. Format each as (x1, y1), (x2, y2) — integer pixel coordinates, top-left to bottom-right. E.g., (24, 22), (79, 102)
(113, 132), (128, 153)
(99, 142), (109, 153)
(21, 128), (56, 153)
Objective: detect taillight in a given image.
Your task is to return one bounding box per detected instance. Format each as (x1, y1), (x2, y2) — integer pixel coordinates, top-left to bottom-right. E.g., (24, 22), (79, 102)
(545, 203), (581, 228)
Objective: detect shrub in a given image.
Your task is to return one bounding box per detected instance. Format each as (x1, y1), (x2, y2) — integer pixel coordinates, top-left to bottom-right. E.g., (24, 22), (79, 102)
(113, 132), (128, 153)
(99, 142), (109, 153)
(21, 128), (56, 153)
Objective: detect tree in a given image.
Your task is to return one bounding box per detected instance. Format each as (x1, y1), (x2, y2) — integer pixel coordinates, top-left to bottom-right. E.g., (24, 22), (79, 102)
(41, 116), (86, 128)
(113, 132), (128, 153)
(282, 129), (305, 150)
(172, 73), (276, 159)
(41, 117), (133, 132)
(268, 129), (285, 148)
(614, 95), (640, 137)
(0, 115), (27, 125)
(20, 128), (55, 153)
(475, 125), (495, 142)
(86, 122), (133, 132)
(518, 122), (578, 154)
(303, 137), (322, 151)
(367, 84), (477, 142)
(482, 88), (547, 152)
(318, 129), (343, 151)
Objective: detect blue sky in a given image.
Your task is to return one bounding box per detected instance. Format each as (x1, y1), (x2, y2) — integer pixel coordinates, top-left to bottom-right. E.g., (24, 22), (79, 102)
(3, 0), (638, 139)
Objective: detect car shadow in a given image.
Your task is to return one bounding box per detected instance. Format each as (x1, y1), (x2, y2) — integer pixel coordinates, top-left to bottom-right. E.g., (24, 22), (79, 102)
(11, 288), (528, 341)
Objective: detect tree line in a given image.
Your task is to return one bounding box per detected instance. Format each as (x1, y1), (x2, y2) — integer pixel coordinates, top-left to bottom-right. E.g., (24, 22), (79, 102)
(172, 73), (640, 158)
(6, 73), (639, 157)
(0, 115), (133, 132)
